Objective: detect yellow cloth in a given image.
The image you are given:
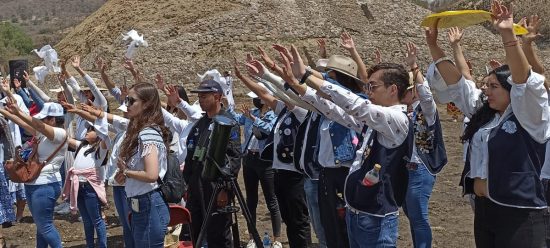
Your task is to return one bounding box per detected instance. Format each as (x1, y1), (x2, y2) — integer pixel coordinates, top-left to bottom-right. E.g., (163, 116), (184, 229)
(421, 10), (529, 35)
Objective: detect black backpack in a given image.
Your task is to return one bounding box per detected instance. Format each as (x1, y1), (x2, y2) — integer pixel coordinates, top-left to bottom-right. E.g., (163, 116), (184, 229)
(158, 151), (186, 203)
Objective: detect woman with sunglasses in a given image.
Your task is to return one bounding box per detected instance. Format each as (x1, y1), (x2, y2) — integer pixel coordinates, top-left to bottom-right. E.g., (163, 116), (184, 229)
(427, 1), (549, 246)
(115, 82), (171, 247)
(0, 81), (67, 248)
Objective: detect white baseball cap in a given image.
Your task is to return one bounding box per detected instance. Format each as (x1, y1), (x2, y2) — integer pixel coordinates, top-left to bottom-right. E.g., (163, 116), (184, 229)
(33, 102), (64, 119)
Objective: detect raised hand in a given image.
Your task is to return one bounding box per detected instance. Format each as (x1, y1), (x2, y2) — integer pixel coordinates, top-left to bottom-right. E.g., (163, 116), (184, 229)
(340, 32), (356, 51)
(166, 84), (181, 107)
(57, 73), (67, 84)
(96, 57), (107, 73)
(60, 59), (67, 74)
(13, 78), (21, 90)
(60, 101), (78, 113)
(491, 0), (514, 33)
(425, 19), (440, 47)
(22, 71), (30, 82)
(245, 60), (267, 78)
(520, 15), (543, 43)
(120, 85), (129, 101)
(374, 49), (382, 64)
(404, 42), (418, 68)
(273, 44), (293, 64)
(257, 46), (276, 70)
(122, 58), (136, 72)
(0, 78), (10, 93)
(289, 45), (307, 79)
(5, 97), (21, 116)
(278, 51), (299, 85)
(240, 103), (253, 119)
(71, 55), (81, 69)
(154, 73), (166, 92)
(447, 27), (464, 46)
(489, 59), (502, 70)
(317, 38), (327, 58)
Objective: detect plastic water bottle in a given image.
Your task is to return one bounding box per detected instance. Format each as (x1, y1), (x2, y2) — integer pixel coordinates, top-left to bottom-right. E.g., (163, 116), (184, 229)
(262, 232), (271, 248)
(362, 164), (381, 186)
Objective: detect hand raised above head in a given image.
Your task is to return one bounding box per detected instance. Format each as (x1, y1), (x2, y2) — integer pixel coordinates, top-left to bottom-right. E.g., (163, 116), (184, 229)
(95, 57), (107, 73)
(245, 60), (267, 78)
(520, 15), (543, 43)
(257, 46), (276, 70)
(404, 42), (418, 67)
(272, 44), (293, 64)
(166, 84), (181, 107)
(491, 0), (514, 33)
(71, 55), (81, 69)
(424, 18), (440, 47)
(447, 27), (464, 46)
(340, 32), (356, 51)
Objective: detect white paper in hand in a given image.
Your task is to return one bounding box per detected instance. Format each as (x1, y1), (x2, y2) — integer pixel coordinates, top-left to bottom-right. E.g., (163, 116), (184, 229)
(122, 30), (149, 59)
(33, 66), (49, 84)
(33, 45), (61, 74)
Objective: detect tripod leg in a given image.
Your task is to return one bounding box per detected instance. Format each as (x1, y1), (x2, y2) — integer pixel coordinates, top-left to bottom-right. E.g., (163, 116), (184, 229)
(231, 179), (262, 247)
(195, 183), (222, 248)
(231, 202), (240, 248)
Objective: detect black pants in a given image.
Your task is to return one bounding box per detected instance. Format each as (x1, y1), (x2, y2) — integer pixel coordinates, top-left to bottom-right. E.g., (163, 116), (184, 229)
(243, 152), (282, 237)
(275, 169), (311, 248)
(187, 175), (232, 248)
(318, 167), (350, 248)
(474, 196), (546, 248)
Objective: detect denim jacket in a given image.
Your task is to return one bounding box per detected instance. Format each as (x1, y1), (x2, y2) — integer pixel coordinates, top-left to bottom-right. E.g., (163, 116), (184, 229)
(228, 108), (277, 153)
(316, 116), (358, 166)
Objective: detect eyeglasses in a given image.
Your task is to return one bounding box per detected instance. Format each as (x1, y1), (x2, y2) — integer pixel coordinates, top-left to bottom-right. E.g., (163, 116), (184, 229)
(126, 96), (138, 106)
(364, 83), (384, 92)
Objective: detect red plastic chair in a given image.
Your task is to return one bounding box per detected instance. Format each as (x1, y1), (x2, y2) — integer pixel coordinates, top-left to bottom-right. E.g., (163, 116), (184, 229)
(168, 204), (193, 248)
(128, 204), (193, 248)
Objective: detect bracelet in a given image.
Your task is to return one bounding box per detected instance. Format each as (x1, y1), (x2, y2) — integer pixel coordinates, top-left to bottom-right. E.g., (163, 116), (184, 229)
(504, 40), (520, 47)
(433, 56), (452, 65)
(299, 70), (313, 85)
(96, 110), (103, 118)
(503, 39), (518, 45)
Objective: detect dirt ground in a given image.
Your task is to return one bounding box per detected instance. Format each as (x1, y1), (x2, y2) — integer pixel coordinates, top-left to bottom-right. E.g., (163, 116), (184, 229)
(1, 105), (475, 247)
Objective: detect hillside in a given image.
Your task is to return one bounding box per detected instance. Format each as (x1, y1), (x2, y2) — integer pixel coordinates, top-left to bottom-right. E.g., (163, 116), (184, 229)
(0, 0), (105, 46)
(54, 0), (550, 96)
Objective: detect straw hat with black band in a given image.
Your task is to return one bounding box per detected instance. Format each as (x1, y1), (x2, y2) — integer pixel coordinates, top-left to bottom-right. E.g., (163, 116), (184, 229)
(323, 55), (365, 89)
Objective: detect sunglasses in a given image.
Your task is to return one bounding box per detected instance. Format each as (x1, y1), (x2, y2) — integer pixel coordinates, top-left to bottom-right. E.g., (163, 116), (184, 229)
(125, 96), (138, 106)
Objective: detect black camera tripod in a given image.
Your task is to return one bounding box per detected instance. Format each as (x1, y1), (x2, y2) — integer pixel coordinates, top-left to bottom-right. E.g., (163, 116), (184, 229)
(195, 158), (263, 248)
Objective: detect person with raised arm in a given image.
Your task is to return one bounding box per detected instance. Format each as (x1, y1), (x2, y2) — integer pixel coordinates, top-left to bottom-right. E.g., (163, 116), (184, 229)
(0, 80), (67, 248)
(400, 42), (447, 248)
(282, 41), (413, 247)
(427, 1), (549, 246)
(340, 32), (370, 83)
(237, 59), (309, 248)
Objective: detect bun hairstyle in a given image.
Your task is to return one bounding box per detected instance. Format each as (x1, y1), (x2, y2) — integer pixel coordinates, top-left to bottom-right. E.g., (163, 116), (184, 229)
(461, 65), (511, 143)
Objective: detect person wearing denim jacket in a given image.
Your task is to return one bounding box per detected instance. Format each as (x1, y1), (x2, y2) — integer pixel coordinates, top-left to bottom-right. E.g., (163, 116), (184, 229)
(228, 94), (281, 247)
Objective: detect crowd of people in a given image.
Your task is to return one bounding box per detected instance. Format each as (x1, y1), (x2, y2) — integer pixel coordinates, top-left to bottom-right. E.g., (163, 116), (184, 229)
(0, 1), (549, 247)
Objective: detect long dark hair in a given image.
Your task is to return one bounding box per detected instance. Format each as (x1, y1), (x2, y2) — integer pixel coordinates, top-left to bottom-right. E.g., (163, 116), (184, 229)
(332, 71), (362, 93)
(75, 125), (104, 162)
(119, 83), (170, 160)
(461, 65), (511, 143)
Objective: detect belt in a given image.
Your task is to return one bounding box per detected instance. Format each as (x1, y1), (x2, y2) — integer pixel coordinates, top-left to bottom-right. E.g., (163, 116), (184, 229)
(128, 188), (161, 200)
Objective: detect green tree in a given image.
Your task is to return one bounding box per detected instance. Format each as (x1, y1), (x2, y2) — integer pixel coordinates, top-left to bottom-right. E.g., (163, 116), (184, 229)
(0, 22), (33, 64)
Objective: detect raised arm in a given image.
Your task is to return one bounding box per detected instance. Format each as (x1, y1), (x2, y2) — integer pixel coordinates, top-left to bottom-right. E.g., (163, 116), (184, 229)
(491, 1), (530, 84)
(235, 61), (281, 111)
(24, 71), (51, 103)
(72, 56), (108, 110)
(96, 57), (123, 102)
(447, 27), (473, 80)
(520, 15), (545, 75)
(425, 20), (463, 86)
(340, 32), (369, 83)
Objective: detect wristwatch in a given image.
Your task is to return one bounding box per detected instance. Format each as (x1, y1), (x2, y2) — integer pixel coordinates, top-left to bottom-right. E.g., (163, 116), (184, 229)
(299, 70), (313, 85)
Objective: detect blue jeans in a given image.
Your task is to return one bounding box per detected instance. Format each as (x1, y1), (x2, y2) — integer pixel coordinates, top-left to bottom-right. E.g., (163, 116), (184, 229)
(346, 209), (398, 248)
(303, 178), (327, 248)
(77, 183), (107, 248)
(402, 164), (436, 248)
(128, 190), (169, 248)
(25, 182), (63, 248)
(113, 186), (134, 248)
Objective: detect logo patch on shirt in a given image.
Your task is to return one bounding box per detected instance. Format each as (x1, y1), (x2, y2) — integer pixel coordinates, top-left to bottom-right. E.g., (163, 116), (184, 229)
(284, 117), (292, 125)
(501, 120), (517, 134)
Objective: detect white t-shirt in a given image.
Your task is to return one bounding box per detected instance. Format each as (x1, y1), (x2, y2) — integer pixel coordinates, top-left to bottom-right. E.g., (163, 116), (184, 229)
(73, 141), (108, 182)
(26, 127), (68, 185)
